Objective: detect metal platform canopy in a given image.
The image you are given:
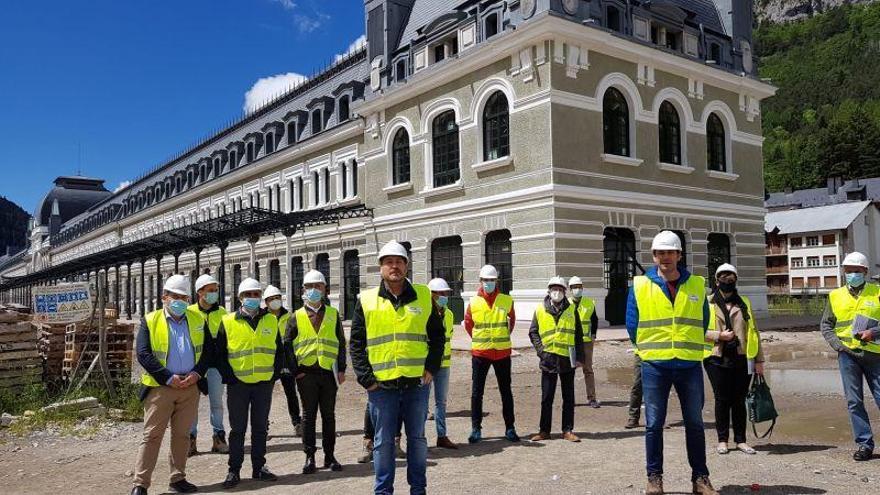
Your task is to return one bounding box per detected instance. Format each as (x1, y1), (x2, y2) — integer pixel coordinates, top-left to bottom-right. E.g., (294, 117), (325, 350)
(0, 205), (373, 291)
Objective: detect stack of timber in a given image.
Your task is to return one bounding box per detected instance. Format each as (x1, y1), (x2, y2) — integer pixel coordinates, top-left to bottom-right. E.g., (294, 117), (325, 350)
(0, 309), (42, 389)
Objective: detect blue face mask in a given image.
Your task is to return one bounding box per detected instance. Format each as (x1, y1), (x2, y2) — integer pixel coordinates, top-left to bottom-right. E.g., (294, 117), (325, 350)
(436, 295), (449, 308)
(482, 281), (496, 293)
(846, 272), (866, 288)
(242, 297), (261, 311)
(204, 291), (219, 305)
(304, 288), (322, 304)
(169, 299), (188, 317)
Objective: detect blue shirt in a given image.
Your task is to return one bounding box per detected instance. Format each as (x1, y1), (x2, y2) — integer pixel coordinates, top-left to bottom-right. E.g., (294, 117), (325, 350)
(164, 310), (196, 380)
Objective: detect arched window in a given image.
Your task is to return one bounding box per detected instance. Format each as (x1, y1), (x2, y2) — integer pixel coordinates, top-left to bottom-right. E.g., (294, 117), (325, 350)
(269, 259), (281, 289)
(707, 113), (727, 172)
(485, 13), (499, 39)
(485, 230), (513, 294)
(707, 233), (731, 289)
(290, 256), (304, 310)
(392, 128), (411, 185)
(671, 230), (689, 270)
(316, 253), (330, 289)
(432, 110), (460, 188)
(603, 88), (630, 156)
(246, 142), (255, 162)
(431, 236), (464, 319)
(287, 121), (297, 145)
(338, 96), (350, 122)
(229, 150), (238, 170)
(265, 132), (275, 154)
(483, 91), (510, 161)
(312, 109), (322, 134)
(658, 101), (682, 165)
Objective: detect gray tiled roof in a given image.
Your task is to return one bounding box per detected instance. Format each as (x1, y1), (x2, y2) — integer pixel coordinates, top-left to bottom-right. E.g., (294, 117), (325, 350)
(397, 0), (467, 51)
(765, 178), (880, 209)
(765, 201), (871, 234)
(669, 0), (726, 34)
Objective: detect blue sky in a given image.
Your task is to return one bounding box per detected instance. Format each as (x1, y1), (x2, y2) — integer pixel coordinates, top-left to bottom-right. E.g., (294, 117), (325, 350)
(0, 0), (365, 215)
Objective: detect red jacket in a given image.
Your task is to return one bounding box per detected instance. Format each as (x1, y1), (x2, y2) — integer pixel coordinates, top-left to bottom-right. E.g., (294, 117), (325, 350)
(464, 288), (516, 361)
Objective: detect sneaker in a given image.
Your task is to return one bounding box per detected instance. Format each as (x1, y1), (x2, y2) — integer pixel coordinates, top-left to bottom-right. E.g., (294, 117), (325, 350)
(504, 428), (520, 442)
(854, 445), (874, 461)
(323, 455), (343, 471)
(168, 479), (198, 493)
(252, 466), (278, 482)
(692, 475), (718, 495)
(395, 436), (406, 459)
(357, 439), (373, 463)
(646, 473), (663, 495)
(588, 400), (601, 409)
(468, 428), (482, 444)
(736, 443), (756, 455)
(624, 416), (640, 429)
(221, 472), (240, 489)
(562, 431), (581, 443)
(302, 454), (317, 475)
(187, 435), (198, 457)
(530, 431), (550, 441)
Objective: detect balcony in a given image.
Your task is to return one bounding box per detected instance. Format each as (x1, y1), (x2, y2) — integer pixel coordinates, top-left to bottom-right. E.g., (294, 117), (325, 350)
(765, 246), (788, 256)
(766, 266), (789, 275)
(767, 286), (790, 295)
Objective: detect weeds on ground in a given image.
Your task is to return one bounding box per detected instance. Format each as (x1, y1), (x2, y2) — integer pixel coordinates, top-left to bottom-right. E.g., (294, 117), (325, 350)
(768, 295), (826, 316)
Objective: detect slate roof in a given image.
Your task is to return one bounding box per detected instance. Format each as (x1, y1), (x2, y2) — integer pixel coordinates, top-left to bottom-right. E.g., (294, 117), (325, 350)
(397, 0), (467, 51)
(765, 201), (871, 234)
(765, 178), (880, 210)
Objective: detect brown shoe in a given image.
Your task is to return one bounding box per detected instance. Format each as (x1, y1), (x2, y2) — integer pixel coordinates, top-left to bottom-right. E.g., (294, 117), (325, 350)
(562, 432), (581, 443)
(436, 436), (458, 449)
(357, 439), (373, 464)
(212, 433), (229, 454)
(646, 474), (664, 495)
(692, 476), (718, 495)
(187, 435), (198, 457)
(625, 416), (640, 429)
(530, 431), (550, 441)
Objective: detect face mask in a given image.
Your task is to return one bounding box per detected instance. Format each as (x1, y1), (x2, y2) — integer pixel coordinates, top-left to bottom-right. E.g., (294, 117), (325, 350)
(571, 288), (583, 298)
(168, 299), (188, 317)
(204, 291), (219, 305)
(717, 282), (736, 293)
(482, 281), (496, 293)
(846, 272), (866, 288)
(549, 290), (565, 303)
(436, 295), (449, 308)
(304, 288), (322, 304)
(242, 298), (261, 311)
(268, 300), (282, 311)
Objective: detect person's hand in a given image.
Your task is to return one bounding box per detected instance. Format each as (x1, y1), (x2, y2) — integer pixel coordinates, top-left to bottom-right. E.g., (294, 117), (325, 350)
(422, 371), (433, 386)
(181, 372), (200, 388)
(858, 329), (875, 342)
(337, 372), (346, 385)
(169, 374), (184, 389)
(754, 362), (764, 375)
(366, 383), (379, 392)
(719, 330), (735, 342)
(296, 372), (306, 380)
(575, 361), (583, 369)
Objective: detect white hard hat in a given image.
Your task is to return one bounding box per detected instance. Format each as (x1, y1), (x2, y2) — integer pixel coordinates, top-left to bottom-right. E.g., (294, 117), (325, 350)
(651, 230), (682, 251)
(428, 278), (452, 292)
(715, 263), (738, 277)
(194, 273), (218, 292)
(479, 265), (499, 279)
(547, 276), (567, 289)
(377, 241), (409, 263)
(843, 252), (869, 268)
(303, 269), (327, 285)
(163, 274), (190, 297)
(568, 276), (583, 287)
(263, 285), (282, 300)
(237, 277), (262, 296)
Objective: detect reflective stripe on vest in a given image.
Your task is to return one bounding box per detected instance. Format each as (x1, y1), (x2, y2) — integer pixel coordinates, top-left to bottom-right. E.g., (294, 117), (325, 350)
(441, 309), (454, 368)
(535, 304), (577, 357)
(188, 303), (227, 338)
(222, 312), (279, 383)
(829, 284), (880, 355)
(571, 297), (596, 343)
(361, 285), (432, 381)
(278, 312), (291, 339)
(469, 293), (513, 351)
(705, 295), (760, 360)
(141, 309), (206, 388)
(292, 306), (339, 371)
(634, 274), (706, 362)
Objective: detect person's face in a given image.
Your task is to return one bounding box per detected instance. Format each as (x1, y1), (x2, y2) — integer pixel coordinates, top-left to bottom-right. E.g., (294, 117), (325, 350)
(844, 266), (867, 275)
(265, 295), (282, 305)
(715, 272), (737, 285)
(380, 256), (407, 283)
(198, 283), (218, 300)
(239, 290), (262, 303)
(653, 250), (681, 271)
(162, 292), (189, 307)
(303, 282), (325, 294)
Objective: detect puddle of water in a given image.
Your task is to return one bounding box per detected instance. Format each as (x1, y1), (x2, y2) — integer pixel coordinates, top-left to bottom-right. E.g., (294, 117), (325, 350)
(764, 369), (842, 396)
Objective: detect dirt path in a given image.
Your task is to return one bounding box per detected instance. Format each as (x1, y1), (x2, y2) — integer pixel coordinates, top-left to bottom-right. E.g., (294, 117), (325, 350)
(1, 332), (878, 494)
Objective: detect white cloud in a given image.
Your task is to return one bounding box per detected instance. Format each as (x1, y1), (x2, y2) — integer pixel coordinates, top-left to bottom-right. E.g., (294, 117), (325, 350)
(243, 72), (308, 114)
(335, 35), (366, 62)
(293, 14), (323, 33)
(271, 0), (296, 10)
(113, 180), (132, 193)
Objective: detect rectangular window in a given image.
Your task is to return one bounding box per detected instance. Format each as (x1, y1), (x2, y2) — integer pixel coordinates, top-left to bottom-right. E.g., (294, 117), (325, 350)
(808, 276), (821, 288)
(824, 276), (838, 288)
(807, 256), (820, 267)
(823, 255), (836, 266)
(792, 277), (805, 289)
(434, 44), (445, 63)
(822, 234), (836, 245)
(265, 133), (275, 154)
(790, 237), (802, 247)
(806, 236), (819, 246)
(791, 258), (804, 268)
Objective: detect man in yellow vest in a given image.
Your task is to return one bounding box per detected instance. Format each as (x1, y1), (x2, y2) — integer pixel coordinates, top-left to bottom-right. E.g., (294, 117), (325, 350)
(214, 277), (282, 488)
(428, 277), (458, 449)
(264, 284), (303, 438)
(350, 241), (445, 495)
(282, 270), (346, 474)
(529, 276), (585, 443)
(569, 276), (600, 408)
(132, 274), (210, 495)
(187, 273), (228, 456)
(626, 231), (717, 495)
(820, 251), (880, 462)
(464, 264), (519, 443)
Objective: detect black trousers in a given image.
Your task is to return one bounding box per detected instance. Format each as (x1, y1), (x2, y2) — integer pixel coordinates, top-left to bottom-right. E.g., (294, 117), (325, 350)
(704, 356), (751, 444)
(227, 381), (274, 473)
(297, 372), (338, 456)
(279, 374), (302, 425)
(540, 370), (576, 433)
(363, 402), (403, 439)
(471, 356), (515, 429)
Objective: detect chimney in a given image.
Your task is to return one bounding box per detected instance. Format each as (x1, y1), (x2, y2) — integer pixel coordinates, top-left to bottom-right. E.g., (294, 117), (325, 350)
(827, 175), (843, 195)
(715, 0), (756, 73)
(364, 0), (416, 70)
(48, 199), (62, 237)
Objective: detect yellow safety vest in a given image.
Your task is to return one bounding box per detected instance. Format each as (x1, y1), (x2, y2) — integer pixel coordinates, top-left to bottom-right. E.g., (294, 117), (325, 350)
(188, 303), (227, 338)
(571, 297), (596, 343)
(222, 312), (279, 383)
(829, 284), (880, 354)
(706, 295), (761, 359)
(360, 284), (432, 381)
(277, 311), (292, 339)
(292, 306), (339, 371)
(469, 293), (513, 351)
(535, 303), (577, 357)
(141, 309), (206, 388)
(441, 308), (454, 368)
(634, 274), (706, 362)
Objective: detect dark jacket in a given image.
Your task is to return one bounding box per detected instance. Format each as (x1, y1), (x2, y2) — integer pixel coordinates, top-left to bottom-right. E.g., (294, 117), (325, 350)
(214, 308), (284, 385)
(192, 302), (224, 395)
(529, 296), (585, 374)
(283, 304), (347, 376)
(136, 310), (213, 401)
(349, 280), (445, 390)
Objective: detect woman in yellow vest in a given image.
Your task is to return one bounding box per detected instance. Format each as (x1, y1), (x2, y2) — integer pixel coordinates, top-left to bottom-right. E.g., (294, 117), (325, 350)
(214, 277), (282, 488)
(264, 284), (303, 438)
(704, 263), (764, 456)
(282, 270), (346, 474)
(427, 277), (458, 449)
(528, 276), (585, 443)
(820, 251), (880, 462)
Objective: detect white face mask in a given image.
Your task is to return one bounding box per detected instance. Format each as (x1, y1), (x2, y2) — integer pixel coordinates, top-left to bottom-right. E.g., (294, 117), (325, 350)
(571, 288), (583, 298)
(549, 290), (565, 303)
(268, 300), (282, 311)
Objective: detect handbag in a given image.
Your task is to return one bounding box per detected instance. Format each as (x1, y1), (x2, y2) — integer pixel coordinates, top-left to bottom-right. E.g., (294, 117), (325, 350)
(746, 373), (778, 438)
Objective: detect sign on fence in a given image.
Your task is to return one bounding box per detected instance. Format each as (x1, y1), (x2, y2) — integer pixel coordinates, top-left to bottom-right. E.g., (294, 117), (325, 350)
(32, 283), (92, 324)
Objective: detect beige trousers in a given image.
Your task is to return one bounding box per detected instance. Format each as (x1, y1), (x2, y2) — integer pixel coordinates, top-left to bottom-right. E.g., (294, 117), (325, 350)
(133, 385), (200, 488)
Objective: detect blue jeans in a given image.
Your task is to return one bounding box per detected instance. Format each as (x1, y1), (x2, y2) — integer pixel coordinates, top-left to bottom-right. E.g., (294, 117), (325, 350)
(368, 384), (430, 495)
(642, 361), (708, 480)
(190, 368), (225, 436)
(430, 367), (451, 438)
(838, 351), (880, 450)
